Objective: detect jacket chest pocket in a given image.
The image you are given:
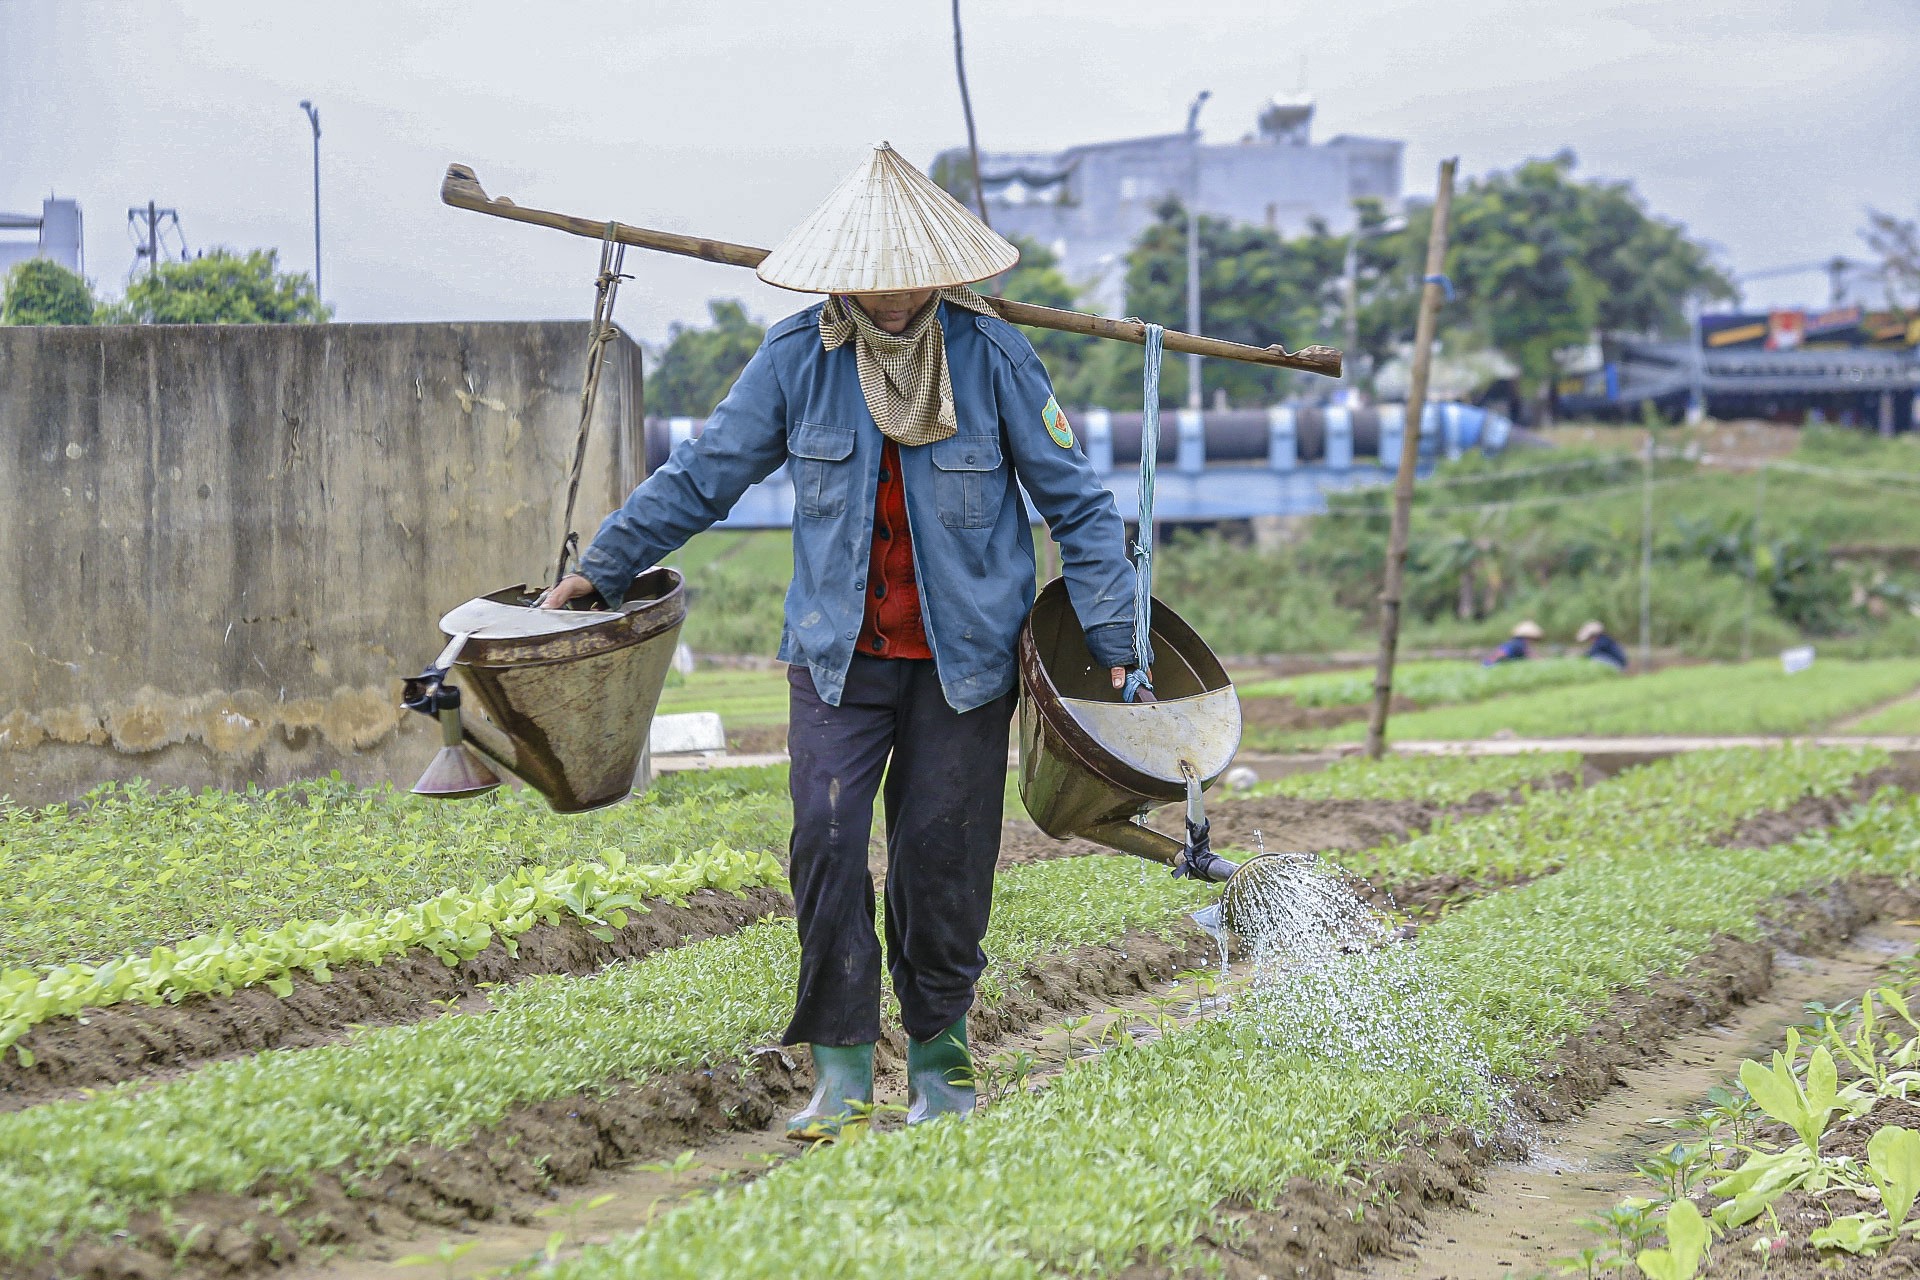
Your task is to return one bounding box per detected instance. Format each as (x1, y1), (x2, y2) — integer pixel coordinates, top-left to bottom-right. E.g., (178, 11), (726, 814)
(930, 435), (1004, 529)
(789, 421), (857, 520)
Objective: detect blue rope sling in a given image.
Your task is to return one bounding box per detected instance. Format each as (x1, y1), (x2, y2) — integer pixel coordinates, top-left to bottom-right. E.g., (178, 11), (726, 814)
(1122, 324), (1164, 703)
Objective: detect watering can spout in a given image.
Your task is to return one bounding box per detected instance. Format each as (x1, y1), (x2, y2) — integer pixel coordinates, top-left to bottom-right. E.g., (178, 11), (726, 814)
(399, 569), (687, 813)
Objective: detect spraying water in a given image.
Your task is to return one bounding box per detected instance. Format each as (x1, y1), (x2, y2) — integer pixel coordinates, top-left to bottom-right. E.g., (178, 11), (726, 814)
(1207, 831), (1511, 1132)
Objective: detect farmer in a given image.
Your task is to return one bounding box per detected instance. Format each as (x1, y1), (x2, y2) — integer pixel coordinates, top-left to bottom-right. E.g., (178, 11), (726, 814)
(540, 144), (1138, 1140)
(1578, 619), (1629, 670)
(1483, 619), (1543, 666)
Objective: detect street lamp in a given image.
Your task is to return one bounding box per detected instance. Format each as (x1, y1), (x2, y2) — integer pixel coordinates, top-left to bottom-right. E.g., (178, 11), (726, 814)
(298, 100), (322, 302)
(1184, 89), (1210, 412)
(1341, 215), (1407, 396)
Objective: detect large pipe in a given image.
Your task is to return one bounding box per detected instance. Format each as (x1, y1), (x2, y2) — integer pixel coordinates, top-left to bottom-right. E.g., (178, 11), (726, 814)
(440, 164), (1343, 380)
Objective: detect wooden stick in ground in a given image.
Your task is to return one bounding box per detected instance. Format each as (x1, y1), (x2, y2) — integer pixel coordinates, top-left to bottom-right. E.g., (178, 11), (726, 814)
(440, 164), (1343, 379)
(1364, 157), (1458, 760)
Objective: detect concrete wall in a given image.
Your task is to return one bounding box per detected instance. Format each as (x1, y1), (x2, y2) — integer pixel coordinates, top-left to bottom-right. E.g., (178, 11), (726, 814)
(0, 321), (644, 806)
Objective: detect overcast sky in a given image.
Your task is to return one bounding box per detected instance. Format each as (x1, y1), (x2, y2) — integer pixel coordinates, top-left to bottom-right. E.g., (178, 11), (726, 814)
(4, 0), (1915, 345)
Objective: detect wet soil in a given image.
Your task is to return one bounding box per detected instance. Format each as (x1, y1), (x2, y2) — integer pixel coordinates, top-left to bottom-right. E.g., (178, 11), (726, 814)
(1359, 926), (1920, 1280)
(48, 925), (1219, 1280)
(1126, 879), (1917, 1280)
(0, 886), (792, 1112)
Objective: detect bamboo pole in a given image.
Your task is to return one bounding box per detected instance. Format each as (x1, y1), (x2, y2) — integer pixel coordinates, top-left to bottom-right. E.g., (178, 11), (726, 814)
(440, 164), (1343, 379)
(1364, 158), (1458, 760)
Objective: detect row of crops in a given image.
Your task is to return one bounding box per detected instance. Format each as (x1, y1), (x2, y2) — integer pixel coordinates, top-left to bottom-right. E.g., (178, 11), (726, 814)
(1253, 656), (1920, 748)
(538, 755), (1915, 1279)
(0, 745), (1900, 1272)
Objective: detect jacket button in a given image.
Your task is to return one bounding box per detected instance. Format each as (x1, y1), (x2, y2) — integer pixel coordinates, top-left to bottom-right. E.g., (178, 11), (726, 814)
(844, 629), (855, 640)
(965, 453), (975, 464)
(854, 579), (865, 590)
(875, 583), (886, 599)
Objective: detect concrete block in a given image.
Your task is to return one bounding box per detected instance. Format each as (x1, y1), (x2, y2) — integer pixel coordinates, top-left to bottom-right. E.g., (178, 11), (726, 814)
(650, 711), (727, 755)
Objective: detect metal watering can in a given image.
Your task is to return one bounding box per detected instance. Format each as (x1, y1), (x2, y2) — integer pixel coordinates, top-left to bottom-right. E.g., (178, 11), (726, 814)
(401, 568), (687, 812)
(1018, 578), (1289, 935)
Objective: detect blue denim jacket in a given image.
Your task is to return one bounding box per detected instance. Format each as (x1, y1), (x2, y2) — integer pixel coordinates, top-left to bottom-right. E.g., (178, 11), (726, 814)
(578, 300), (1136, 712)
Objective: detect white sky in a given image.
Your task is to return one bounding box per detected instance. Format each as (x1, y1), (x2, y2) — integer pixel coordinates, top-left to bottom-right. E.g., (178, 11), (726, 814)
(3, 0), (1915, 344)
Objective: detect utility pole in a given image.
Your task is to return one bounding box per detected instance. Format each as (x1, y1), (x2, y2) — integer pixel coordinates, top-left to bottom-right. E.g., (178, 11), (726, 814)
(126, 201), (180, 279)
(299, 100), (323, 301)
(1364, 158), (1458, 760)
(1184, 89), (1210, 412)
(1639, 419), (1656, 669)
(950, 0), (991, 229)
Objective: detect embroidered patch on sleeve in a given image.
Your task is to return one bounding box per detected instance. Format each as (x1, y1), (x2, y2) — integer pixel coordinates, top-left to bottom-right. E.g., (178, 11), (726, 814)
(1042, 397), (1074, 449)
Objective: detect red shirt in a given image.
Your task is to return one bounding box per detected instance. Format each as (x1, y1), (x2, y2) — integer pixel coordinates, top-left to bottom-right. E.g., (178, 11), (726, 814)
(856, 439), (933, 659)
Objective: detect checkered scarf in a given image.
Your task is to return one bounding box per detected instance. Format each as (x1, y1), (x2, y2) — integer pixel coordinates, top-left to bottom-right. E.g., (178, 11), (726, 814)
(819, 287), (998, 447)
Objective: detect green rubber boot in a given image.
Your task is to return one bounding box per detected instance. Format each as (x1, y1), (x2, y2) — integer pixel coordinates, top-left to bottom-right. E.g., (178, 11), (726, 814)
(906, 1017), (975, 1125)
(786, 1043), (875, 1143)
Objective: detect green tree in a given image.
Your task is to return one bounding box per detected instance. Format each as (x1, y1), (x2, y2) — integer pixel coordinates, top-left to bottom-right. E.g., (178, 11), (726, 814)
(102, 249), (328, 323)
(1581, 177), (1732, 336)
(1444, 154), (1600, 419)
(1863, 207), (1919, 308)
(647, 300), (765, 417)
(998, 235), (1119, 405)
(2, 258), (97, 325)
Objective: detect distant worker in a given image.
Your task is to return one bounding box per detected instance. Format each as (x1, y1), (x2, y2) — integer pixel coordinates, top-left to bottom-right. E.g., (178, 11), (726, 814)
(1578, 619), (1630, 671)
(1484, 620), (1543, 665)
(539, 145), (1140, 1141)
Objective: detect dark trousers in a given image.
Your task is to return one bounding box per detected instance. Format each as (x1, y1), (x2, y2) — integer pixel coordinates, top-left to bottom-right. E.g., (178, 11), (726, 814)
(783, 656), (1016, 1046)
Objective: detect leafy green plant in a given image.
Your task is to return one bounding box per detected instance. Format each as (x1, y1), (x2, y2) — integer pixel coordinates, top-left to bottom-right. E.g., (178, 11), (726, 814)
(1295, 658), (1920, 745)
(1635, 1198), (1710, 1280)
(0, 852), (1214, 1257)
(0, 773), (791, 969)
(1740, 1035), (1847, 1155)
(0, 840), (786, 1052)
(1239, 659), (1615, 711)
(1247, 751), (1581, 805)
(517, 762), (1920, 1279)
(1867, 1124), (1920, 1227)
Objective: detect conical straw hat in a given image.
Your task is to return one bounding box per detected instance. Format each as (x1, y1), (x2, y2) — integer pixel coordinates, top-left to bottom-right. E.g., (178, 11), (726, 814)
(756, 142), (1020, 294)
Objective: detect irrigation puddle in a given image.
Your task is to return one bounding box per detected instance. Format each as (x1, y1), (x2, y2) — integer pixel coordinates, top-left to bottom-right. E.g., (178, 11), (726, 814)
(1362, 921), (1920, 1280)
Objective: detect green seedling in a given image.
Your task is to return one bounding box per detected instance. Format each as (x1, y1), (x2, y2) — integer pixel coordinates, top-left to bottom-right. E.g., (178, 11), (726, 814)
(1740, 1035), (1845, 1155)
(1548, 1245), (1613, 1280)
(1634, 1198), (1709, 1280)
(1867, 1125), (1920, 1227)
(1809, 1213), (1893, 1255)
(1635, 1144), (1713, 1202)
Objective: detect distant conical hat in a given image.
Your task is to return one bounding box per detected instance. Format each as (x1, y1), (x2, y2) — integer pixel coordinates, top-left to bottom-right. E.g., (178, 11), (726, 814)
(756, 142), (1020, 294)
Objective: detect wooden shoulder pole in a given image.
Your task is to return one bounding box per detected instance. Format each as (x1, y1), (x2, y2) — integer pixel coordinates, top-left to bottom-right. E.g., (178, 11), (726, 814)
(1364, 158), (1458, 760)
(439, 164), (1342, 378)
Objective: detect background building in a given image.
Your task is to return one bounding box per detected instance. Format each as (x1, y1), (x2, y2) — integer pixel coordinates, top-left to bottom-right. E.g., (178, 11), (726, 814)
(942, 96), (1401, 314)
(0, 197), (84, 276)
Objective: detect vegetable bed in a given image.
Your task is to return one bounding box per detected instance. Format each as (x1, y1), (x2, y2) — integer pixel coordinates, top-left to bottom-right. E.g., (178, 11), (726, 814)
(1294, 659), (1920, 745)
(545, 780), (1920, 1279)
(0, 749), (1886, 1267)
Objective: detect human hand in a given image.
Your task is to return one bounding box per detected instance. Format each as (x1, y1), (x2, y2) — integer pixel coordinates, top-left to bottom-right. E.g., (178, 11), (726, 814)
(538, 574), (597, 610)
(1111, 667), (1156, 702)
